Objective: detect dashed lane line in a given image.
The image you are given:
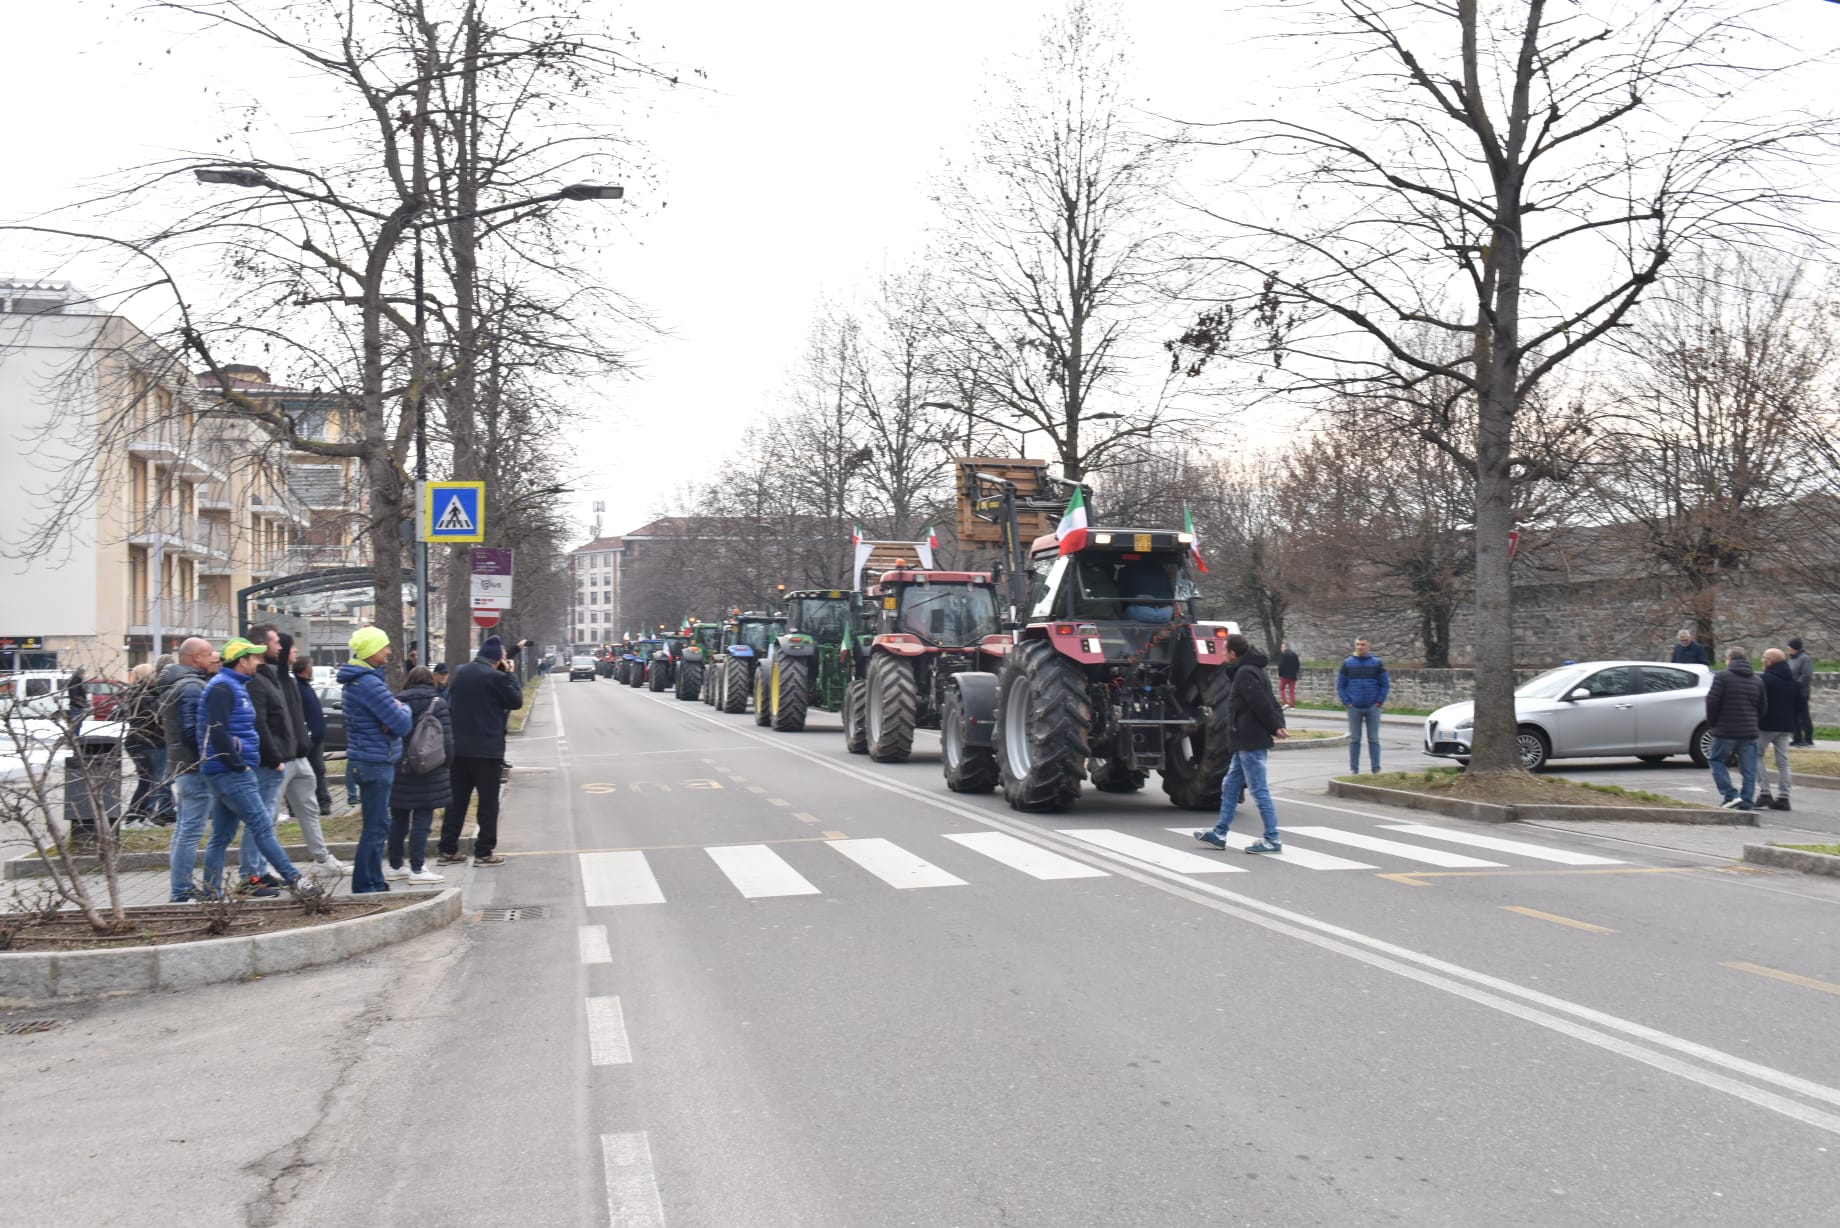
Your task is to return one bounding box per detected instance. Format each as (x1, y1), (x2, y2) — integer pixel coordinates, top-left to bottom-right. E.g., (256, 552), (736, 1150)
(601, 1132), (667, 1228)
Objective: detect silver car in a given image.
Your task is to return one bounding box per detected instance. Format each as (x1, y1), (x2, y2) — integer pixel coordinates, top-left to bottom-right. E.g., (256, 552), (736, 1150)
(1424, 661), (1715, 772)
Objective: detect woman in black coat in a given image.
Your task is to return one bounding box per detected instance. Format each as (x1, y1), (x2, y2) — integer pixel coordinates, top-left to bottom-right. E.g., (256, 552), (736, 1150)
(388, 668), (454, 880)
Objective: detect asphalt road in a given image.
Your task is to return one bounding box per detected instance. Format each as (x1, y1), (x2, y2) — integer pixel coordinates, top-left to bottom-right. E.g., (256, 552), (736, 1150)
(4, 676), (1839, 1226)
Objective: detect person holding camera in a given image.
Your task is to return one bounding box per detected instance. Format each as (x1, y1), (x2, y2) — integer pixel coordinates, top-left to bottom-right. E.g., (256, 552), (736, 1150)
(436, 635), (528, 868)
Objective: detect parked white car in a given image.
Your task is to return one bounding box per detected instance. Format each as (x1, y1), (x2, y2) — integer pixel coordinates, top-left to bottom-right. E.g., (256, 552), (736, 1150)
(1424, 661), (1715, 772)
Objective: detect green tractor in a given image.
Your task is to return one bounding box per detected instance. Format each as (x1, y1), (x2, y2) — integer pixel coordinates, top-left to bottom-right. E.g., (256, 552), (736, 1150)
(676, 622), (724, 701)
(756, 589), (870, 732)
(706, 612), (787, 713)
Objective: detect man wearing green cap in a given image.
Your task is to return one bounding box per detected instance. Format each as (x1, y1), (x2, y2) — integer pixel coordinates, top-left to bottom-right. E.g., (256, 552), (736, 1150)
(194, 638), (322, 900)
(338, 625), (414, 893)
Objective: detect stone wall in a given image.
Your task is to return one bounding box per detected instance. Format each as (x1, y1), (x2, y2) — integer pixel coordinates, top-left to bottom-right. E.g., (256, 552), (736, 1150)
(1291, 666), (1840, 724)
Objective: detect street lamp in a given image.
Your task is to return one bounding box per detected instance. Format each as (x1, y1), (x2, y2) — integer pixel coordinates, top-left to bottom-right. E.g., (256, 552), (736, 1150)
(194, 166), (623, 665)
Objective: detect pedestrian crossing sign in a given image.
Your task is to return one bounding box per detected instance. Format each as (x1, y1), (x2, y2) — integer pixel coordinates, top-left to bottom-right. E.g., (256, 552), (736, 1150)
(420, 481), (486, 543)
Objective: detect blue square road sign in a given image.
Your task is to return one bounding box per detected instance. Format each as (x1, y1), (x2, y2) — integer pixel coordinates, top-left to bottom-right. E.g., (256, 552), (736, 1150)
(421, 481), (486, 543)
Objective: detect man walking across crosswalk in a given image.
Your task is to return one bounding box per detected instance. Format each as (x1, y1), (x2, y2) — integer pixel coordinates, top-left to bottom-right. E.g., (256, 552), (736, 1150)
(1195, 634), (1290, 854)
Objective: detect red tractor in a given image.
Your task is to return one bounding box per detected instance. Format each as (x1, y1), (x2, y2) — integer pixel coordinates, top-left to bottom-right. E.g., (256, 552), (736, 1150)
(843, 570), (1010, 764)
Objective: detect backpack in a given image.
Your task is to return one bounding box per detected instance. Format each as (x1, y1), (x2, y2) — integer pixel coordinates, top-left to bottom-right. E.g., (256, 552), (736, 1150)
(403, 699), (446, 776)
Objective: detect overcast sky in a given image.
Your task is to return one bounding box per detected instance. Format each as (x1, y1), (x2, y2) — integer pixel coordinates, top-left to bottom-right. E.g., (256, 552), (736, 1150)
(3, 1), (1833, 547)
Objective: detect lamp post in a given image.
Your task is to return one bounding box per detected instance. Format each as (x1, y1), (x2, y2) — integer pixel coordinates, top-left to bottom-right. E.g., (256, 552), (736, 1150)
(192, 167), (622, 664)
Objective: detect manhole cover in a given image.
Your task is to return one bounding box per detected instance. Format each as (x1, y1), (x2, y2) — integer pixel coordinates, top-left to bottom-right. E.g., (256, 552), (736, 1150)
(2, 1019), (67, 1035)
(478, 906), (552, 921)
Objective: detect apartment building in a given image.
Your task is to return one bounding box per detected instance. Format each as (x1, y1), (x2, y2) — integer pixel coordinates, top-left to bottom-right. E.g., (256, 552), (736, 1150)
(0, 279), (355, 672)
(569, 535), (623, 647)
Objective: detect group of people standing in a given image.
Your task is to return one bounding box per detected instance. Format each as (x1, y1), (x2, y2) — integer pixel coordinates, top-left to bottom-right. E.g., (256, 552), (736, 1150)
(136, 624), (526, 901)
(1702, 640), (1819, 813)
(1675, 629), (1817, 748)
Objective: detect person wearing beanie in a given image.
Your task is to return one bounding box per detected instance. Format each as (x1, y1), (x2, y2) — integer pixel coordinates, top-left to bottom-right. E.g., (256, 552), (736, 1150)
(437, 634), (526, 867)
(194, 638), (322, 901)
(1705, 646), (1767, 811)
(338, 626), (414, 893)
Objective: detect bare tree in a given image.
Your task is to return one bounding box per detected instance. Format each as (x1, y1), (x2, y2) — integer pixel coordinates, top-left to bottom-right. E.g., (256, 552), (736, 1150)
(1589, 252), (1837, 653)
(1173, 0), (1835, 771)
(932, 0), (1191, 482)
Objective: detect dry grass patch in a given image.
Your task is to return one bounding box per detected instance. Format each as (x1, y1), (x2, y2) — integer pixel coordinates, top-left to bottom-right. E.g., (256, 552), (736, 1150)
(1347, 768), (1701, 808)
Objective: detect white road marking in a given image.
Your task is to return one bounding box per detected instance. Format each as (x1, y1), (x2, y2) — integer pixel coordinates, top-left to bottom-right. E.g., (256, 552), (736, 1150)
(1163, 828), (1375, 870)
(944, 831), (1111, 879)
(578, 924), (612, 964)
(830, 837), (967, 888)
(636, 691), (1840, 1137)
(1378, 824), (1625, 866)
(585, 995), (632, 1065)
(706, 844), (822, 897)
(601, 1132), (667, 1228)
(1058, 828), (1247, 873)
(581, 851), (666, 906)
(1283, 826), (1504, 867)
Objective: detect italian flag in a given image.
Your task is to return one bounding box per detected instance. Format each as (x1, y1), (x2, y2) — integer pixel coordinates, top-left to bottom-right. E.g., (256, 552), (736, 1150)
(851, 522), (864, 546)
(1055, 488), (1089, 555)
(1184, 505), (1210, 573)
(916, 524), (939, 570)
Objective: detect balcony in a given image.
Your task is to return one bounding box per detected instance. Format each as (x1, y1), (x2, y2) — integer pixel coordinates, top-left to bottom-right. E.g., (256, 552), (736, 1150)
(127, 599), (234, 638)
(197, 479), (234, 512)
(128, 507), (221, 560)
(127, 429), (183, 464)
(251, 491), (312, 528)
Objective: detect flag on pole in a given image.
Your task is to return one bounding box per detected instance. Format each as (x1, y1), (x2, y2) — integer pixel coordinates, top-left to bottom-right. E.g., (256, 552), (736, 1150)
(1183, 505), (1210, 573)
(1055, 488), (1090, 555)
(851, 521), (873, 583)
(917, 524), (939, 570)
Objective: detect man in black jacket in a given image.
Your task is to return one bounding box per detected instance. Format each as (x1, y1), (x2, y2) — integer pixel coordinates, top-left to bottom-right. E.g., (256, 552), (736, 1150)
(231, 625), (296, 889)
(1277, 641), (1301, 709)
(274, 633), (341, 873)
(1194, 635), (1289, 854)
(436, 635), (527, 867)
(1705, 646), (1767, 811)
(1756, 648), (1797, 812)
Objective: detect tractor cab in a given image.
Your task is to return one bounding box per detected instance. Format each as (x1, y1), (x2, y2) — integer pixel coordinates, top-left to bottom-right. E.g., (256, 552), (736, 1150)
(728, 613), (785, 658)
(783, 590), (859, 647)
(867, 571), (1003, 647)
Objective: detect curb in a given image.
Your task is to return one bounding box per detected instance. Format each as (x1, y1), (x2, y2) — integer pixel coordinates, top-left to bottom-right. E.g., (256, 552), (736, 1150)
(1273, 732), (1351, 752)
(1326, 779), (1744, 825)
(0, 887), (463, 1006)
(1792, 772), (1840, 792)
(1742, 844), (1840, 878)
(5, 835), (482, 883)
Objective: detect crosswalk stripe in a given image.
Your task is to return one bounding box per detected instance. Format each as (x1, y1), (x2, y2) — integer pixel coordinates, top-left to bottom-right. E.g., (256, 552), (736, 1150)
(944, 832), (1111, 880)
(706, 843), (823, 897)
(1162, 828), (1375, 870)
(1283, 826), (1504, 867)
(1379, 824), (1624, 866)
(578, 925), (612, 964)
(830, 837), (967, 888)
(581, 851), (666, 906)
(1058, 828), (1248, 873)
(585, 995), (632, 1065)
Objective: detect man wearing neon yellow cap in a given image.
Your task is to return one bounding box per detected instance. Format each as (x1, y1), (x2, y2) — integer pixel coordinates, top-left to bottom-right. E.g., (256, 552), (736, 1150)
(195, 637), (323, 900)
(338, 625), (413, 893)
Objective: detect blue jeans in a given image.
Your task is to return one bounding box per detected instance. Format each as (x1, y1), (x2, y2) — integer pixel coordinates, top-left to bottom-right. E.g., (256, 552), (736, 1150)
(1708, 737), (1759, 806)
(239, 766), (286, 879)
(344, 758), (360, 805)
(1211, 748), (1279, 842)
(128, 744), (173, 822)
(167, 772), (217, 900)
(201, 770), (300, 891)
(1346, 705), (1382, 772)
(350, 760), (396, 893)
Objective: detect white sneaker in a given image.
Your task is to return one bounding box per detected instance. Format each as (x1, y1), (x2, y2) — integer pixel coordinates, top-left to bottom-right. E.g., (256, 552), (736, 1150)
(317, 856), (347, 874)
(384, 864), (410, 880)
(407, 868), (445, 884)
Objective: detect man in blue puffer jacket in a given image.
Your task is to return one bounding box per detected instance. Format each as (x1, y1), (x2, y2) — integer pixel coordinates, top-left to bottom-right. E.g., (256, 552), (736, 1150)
(195, 638), (320, 899)
(338, 626), (413, 894)
(1336, 636), (1390, 774)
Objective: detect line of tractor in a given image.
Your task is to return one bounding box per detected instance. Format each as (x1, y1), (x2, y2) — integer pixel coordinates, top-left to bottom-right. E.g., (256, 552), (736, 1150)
(598, 460), (1241, 815)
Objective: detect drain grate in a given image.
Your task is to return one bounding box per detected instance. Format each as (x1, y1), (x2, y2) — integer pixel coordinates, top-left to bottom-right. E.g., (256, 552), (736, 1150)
(3, 1019), (67, 1035)
(478, 906), (552, 922)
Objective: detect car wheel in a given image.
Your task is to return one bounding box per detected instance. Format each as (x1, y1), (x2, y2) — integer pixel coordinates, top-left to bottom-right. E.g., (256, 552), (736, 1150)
(1516, 726), (1550, 772)
(1688, 723), (1712, 768)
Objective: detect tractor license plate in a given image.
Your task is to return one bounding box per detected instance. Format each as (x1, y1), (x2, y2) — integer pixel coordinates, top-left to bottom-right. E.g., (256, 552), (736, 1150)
(1134, 533), (1152, 551)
